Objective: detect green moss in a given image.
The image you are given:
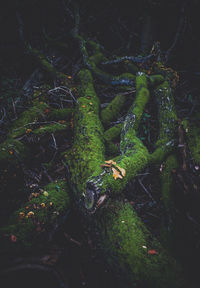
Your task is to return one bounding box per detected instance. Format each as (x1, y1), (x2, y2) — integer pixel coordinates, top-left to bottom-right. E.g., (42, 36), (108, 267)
(33, 123), (69, 135)
(28, 46), (69, 82)
(84, 74), (150, 206)
(104, 123), (123, 142)
(88, 131), (150, 198)
(101, 94), (126, 126)
(48, 108), (74, 121)
(10, 101), (49, 138)
(160, 154), (178, 250)
(149, 74), (164, 86)
(121, 73), (150, 134)
(185, 122), (200, 164)
(105, 141), (119, 157)
(161, 154), (178, 209)
(66, 69), (105, 196)
(0, 181), (70, 248)
(95, 201), (184, 288)
(0, 138), (27, 163)
(150, 80), (178, 164)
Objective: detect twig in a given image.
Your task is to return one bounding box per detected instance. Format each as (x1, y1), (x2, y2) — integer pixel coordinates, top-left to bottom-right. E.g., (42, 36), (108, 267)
(51, 133), (58, 150)
(48, 86), (78, 103)
(11, 97), (17, 120)
(102, 54), (153, 65)
(64, 232), (82, 247)
(138, 178), (154, 201)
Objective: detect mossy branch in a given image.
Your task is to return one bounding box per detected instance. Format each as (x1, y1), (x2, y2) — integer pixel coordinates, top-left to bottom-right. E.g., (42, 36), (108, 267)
(83, 74), (150, 212)
(0, 181), (71, 248)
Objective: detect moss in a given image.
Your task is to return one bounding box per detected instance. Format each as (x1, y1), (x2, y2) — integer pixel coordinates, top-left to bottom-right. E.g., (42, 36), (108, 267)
(0, 181), (70, 248)
(0, 91), (50, 168)
(105, 141), (119, 157)
(121, 73), (150, 134)
(94, 201), (184, 288)
(86, 131), (150, 202)
(104, 123), (123, 142)
(28, 46), (69, 82)
(101, 94), (126, 126)
(160, 154), (178, 209)
(149, 74), (164, 86)
(33, 123), (69, 136)
(150, 80), (178, 164)
(10, 101), (49, 138)
(84, 75), (151, 208)
(160, 154), (178, 250)
(184, 121), (200, 164)
(48, 108), (74, 121)
(66, 69), (105, 196)
(0, 138), (28, 163)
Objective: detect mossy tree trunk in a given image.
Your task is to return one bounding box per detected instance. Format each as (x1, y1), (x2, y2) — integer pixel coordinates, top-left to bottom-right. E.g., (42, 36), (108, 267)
(1, 11), (196, 287)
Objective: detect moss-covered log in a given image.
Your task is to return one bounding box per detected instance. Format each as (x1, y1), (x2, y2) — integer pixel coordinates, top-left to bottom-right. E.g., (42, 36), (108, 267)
(66, 69), (185, 287)
(104, 124), (122, 156)
(83, 73), (150, 212)
(65, 69), (105, 197)
(27, 45), (70, 83)
(150, 79), (178, 164)
(101, 94), (126, 126)
(0, 181), (71, 248)
(160, 154), (178, 249)
(0, 92), (49, 180)
(182, 117), (200, 165)
(94, 200), (184, 288)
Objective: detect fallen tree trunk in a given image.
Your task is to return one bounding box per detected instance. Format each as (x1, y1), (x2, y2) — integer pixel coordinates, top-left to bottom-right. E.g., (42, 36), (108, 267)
(66, 69), (185, 287)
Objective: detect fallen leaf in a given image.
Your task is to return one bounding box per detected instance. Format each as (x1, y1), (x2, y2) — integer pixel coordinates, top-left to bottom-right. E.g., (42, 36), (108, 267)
(148, 249), (158, 255)
(100, 163), (112, 168)
(10, 235), (17, 242)
(116, 165), (126, 177)
(45, 108), (50, 114)
(112, 167), (123, 180)
(105, 160), (117, 165)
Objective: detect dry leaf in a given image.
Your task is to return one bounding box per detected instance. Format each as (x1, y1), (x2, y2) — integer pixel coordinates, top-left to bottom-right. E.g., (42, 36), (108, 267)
(112, 167), (123, 180)
(105, 160), (116, 165)
(10, 234), (17, 242)
(148, 249), (158, 255)
(116, 165), (126, 177)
